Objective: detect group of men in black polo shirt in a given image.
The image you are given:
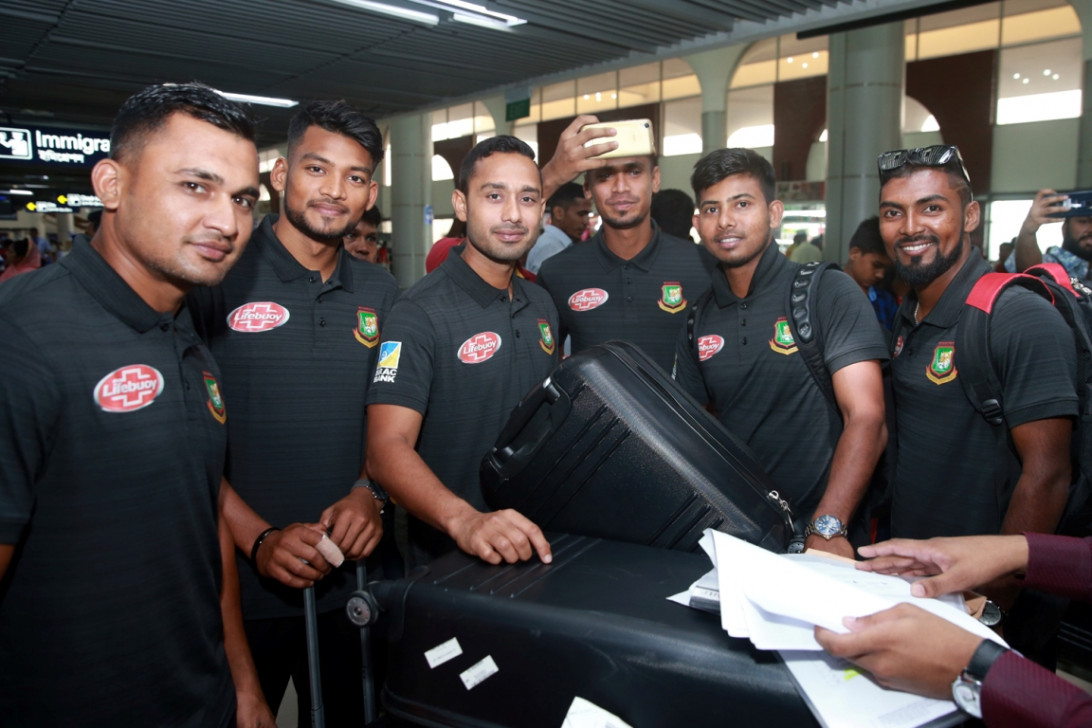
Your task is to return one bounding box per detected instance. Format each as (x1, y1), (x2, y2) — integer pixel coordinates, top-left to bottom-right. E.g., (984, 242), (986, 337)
(0, 78), (1082, 727)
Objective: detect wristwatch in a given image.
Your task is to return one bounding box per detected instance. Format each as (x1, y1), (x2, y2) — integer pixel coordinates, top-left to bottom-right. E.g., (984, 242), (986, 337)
(978, 599), (1005, 627)
(804, 514), (848, 540)
(951, 639), (1009, 718)
(353, 477), (389, 514)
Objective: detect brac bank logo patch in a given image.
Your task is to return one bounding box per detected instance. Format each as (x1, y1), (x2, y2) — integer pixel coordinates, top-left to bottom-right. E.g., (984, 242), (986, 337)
(458, 332), (501, 364)
(94, 364), (164, 413)
(697, 335), (724, 362)
(568, 288), (608, 312)
(227, 301), (290, 333)
(373, 341), (402, 384)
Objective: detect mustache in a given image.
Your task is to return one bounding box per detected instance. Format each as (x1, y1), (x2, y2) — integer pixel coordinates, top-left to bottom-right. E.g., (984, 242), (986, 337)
(308, 198), (349, 213)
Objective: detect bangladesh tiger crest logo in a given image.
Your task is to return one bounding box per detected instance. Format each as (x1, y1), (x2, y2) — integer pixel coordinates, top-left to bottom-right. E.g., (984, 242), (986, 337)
(769, 317), (797, 355)
(204, 371), (226, 424)
(353, 307), (379, 347)
(926, 342), (957, 384)
(658, 282), (687, 314)
(538, 319), (556, 355)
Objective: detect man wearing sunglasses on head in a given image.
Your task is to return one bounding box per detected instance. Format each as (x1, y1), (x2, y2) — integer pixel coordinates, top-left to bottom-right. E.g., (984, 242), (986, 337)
(878, 145), (1078, 664)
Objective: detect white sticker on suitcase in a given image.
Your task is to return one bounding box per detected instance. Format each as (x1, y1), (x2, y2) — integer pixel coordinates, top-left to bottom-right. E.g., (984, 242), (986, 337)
(424, 637), (463, 669)
(460, 655), (499, 690)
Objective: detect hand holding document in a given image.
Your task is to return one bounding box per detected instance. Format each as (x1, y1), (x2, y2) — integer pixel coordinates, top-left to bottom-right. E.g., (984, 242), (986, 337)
(670, 529), (1007, 728)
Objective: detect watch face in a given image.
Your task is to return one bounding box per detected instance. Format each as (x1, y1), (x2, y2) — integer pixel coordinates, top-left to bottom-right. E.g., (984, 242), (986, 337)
(814, 514), (844, 538)
(980, 600), (1003, 627)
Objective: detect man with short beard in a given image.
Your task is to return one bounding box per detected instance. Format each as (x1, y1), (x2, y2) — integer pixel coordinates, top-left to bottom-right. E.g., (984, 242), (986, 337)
(879, 145), (1077, 662)
(536, 117), (709, 372)
(366, 136), (556, 568)
(1004, 187), (1092, 278)
(188, 100), (400, 726)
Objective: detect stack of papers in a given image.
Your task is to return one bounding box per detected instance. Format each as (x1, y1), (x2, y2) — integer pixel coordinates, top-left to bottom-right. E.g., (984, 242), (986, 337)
(669, 529), (1007, 728)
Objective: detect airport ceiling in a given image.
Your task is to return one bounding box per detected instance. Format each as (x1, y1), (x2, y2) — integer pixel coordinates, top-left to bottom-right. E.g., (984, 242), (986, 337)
(2, 0), (956, 193)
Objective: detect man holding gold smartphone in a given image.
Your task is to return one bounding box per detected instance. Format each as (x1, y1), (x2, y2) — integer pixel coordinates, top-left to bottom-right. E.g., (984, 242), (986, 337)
(536, 116), (710, 372)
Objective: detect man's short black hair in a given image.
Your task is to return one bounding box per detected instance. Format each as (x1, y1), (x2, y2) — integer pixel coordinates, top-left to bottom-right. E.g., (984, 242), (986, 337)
(360, 205), (382, 227)
(286, 100), (384, 169)
(651, 189), (696, 240)
(110, 82), (254, 163)
(457, 135), (537, 193)
(848, 216), (887, 258)
(546, 182), (585, 214)
(691, 148), (776, 206)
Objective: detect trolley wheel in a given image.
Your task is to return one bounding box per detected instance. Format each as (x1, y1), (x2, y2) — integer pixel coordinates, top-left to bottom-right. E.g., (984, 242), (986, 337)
(346, 589), (380, 627)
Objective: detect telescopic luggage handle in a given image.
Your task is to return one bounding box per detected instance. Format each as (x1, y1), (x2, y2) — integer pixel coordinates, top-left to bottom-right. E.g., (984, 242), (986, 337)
(485, 376), (572, 479)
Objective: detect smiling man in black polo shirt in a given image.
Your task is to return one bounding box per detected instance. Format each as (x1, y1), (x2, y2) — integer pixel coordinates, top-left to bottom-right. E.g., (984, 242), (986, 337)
(0, 83), (272, 727)
(366, 136), (557, 567)
(188, 101), (399, 725)
(674, 148), (888, 559)
(536, 119), (709, 371)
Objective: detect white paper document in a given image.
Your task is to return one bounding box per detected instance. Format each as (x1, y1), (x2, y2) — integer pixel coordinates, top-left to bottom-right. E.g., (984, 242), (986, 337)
(665, 528), (1010, 728)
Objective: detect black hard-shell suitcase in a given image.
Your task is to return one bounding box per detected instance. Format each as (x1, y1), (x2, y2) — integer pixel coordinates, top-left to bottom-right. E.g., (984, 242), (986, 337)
(371, 533), (815, 728)
(481, 341), (794, 553)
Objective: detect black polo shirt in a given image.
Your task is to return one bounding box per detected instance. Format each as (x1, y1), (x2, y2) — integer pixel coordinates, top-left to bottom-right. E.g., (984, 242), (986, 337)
(0, 243), (234, 728)
(365, 245), (559, 564)
(673, 243), (888, 515)
(187, 215), (400, 619)
(536, 224), (709, 372)
(890, 254), (1077, 539)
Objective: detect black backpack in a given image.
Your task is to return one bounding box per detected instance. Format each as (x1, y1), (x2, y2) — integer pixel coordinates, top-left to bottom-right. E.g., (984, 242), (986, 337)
(956, 263), (1092, 536)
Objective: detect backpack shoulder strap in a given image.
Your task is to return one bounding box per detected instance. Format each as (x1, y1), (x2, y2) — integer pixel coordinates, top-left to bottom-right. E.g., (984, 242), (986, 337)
(787, 261), (839, 413)
(957, 272), (1054, 426)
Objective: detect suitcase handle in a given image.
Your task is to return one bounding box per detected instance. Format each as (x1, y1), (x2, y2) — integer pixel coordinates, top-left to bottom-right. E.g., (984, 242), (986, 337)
(486, 376), (572, 478)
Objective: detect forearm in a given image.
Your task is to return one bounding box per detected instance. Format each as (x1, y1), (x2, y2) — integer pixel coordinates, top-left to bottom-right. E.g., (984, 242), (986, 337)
(812, 414), (887, 524)
(218, 512), (265, 701)
(1000, 471), (1068, 536)
(1012, 227), (1044, 272)
(366, 438), (478, 535)
(219, 478), (274, 555)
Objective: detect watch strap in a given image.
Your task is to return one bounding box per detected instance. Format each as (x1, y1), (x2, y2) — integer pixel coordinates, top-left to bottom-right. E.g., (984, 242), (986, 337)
(965, 638), (1008, 681)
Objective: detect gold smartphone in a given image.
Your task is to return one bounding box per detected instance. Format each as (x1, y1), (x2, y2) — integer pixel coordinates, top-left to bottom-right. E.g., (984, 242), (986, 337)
(582, 119), (656, 159)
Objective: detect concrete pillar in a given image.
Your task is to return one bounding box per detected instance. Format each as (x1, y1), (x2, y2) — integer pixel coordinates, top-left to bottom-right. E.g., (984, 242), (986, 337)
(388, 112), (432, 288)
(825, 23), (904, 263)
(684, 45), (747, 153)
(1070, 0), (1092, 186)
(481, 95), (514, 137)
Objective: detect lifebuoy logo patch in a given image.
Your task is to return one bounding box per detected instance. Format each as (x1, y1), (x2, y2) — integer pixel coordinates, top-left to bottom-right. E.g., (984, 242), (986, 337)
(568, 288), (608, 312)
(94, 364), (164, 413)
(769, 317), (798, 355)
(227, 301), (290, 333)
(926, 341), (957, 385)
(697, 335), (724, 361)
(458, 332), (501, 364)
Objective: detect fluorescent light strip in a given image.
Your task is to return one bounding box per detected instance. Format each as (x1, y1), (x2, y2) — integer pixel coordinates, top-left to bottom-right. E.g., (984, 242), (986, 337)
(216, 91), (299, 108)
(428, 0), (524, 24)
(328, 0), (439, 25)
(4, 189), (33, 196)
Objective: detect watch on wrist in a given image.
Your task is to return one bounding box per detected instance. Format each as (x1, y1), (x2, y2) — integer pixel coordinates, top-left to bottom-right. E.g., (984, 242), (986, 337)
(978, 599), (1005, 627)
(951, 639), (1009, 719)
(353, 477), (389, 513)
(804, 514), (848, 540)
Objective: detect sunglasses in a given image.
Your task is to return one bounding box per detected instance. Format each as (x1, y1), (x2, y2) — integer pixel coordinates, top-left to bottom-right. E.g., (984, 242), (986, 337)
(876, 145), (971, 186)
